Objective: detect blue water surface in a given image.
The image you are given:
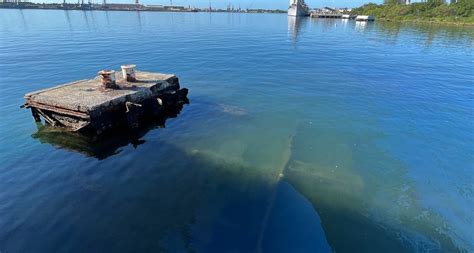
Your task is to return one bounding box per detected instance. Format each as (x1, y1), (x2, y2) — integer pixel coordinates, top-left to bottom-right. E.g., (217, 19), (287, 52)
(0, 9), (473, 253)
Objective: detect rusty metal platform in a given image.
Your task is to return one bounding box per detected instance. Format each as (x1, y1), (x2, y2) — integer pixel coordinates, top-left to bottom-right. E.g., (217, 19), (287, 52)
(23, 70), (188, 134)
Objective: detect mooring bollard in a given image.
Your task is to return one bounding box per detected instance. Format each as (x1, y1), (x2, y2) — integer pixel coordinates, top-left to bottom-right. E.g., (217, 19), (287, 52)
(121, 64), (136, 82)
(98, 70), (117, 89)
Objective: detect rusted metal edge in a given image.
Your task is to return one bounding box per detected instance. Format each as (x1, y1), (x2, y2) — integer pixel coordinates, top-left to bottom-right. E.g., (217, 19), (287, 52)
(72, 121), (91, 132)
(36, 108), (60, 126)
(25, 101), (91, 120)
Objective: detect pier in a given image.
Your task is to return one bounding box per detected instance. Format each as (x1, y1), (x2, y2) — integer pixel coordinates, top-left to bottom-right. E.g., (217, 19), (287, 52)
(310, 13), (373, 21)
(310, 13), (343, 19)
(355, 15), (375, 21)
(22, 65), (188, 134)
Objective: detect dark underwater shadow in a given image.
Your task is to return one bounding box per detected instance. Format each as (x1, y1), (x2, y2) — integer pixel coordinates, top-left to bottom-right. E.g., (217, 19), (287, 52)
(23, 96), (468, 252)
(4, 130), (332, 253)
(31, 104), (187, 160)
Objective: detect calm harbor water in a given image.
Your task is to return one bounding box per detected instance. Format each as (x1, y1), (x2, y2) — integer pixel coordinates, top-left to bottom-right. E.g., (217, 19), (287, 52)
(0, 9), (473, 253)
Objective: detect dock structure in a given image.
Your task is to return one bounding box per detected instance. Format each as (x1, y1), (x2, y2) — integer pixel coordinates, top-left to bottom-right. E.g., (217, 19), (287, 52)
(355, 15), (375, 21)
(310, 13), (370, 20)
(23, 65), (188, 134)
(310, 13), (343, 18)
(341, 14), (355, 19)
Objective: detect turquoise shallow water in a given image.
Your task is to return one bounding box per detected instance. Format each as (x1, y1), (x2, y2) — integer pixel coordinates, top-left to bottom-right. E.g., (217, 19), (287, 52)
(0, 9), (473, 253)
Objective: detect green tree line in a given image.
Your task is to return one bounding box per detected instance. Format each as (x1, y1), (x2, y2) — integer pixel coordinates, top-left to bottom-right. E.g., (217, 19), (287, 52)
(351, 0), (474, 23)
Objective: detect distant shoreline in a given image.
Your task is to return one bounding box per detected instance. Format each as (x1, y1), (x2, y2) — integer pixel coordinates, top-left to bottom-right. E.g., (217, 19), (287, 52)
(350, 1), (474, 26)
(2, 4), (473, 27)
(0, 3), (286, 14)
(377, 18), (474, 27)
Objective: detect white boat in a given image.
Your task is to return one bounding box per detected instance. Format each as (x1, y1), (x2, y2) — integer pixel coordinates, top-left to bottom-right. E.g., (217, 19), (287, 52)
(355, 15), (375, 21)
(288, 0), (310, 17)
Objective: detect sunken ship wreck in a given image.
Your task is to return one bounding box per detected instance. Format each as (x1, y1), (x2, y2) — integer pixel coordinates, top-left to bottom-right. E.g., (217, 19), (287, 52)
(22, 65), (189, 135)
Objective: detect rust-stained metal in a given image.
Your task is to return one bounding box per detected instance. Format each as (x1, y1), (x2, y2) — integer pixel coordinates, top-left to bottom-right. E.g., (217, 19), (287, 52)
(25, 101), (91, 119)
(98, 70), (117, 89)
(36, 108), (59, 126)
(121, 64), (137, 82)
(31, 108), (41, 122)
(23, 67), (189, 135)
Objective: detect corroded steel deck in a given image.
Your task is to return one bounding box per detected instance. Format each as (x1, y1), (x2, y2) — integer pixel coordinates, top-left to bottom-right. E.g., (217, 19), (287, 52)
(24, 71), (178, 114)
(23, 70), (187, 133)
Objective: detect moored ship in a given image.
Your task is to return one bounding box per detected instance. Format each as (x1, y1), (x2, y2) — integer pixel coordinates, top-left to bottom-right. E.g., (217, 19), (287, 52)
(288, 0), (310, 17)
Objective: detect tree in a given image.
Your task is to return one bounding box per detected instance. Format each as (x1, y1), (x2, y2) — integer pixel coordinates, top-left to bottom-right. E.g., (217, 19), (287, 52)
(427, 0), (446, 8)
(453, 0), (473, 16)
(384, 0), (408, 4)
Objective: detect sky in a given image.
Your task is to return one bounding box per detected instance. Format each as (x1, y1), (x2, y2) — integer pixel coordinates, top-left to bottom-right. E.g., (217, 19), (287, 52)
(43, 0), (385, 9)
